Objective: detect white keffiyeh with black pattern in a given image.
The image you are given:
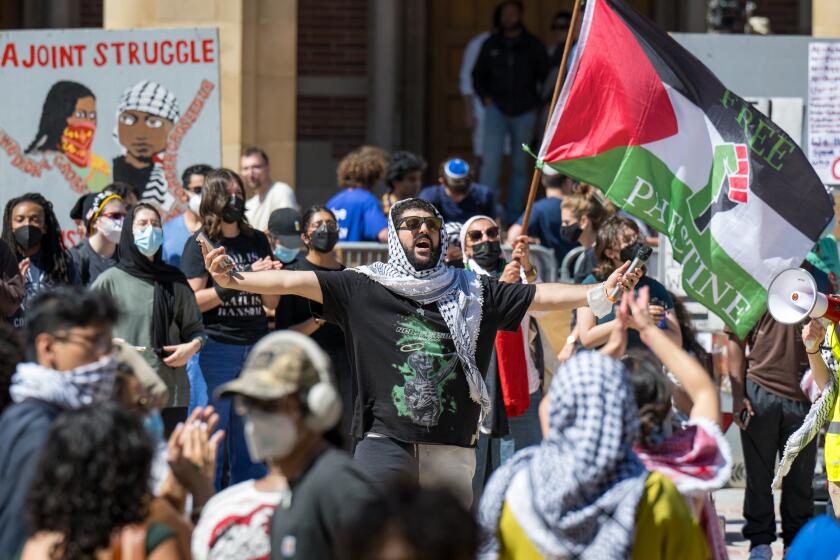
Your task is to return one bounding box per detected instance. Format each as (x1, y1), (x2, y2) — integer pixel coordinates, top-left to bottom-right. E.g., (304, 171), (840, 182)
(478, 352), (649, 560)
(351, 199), (491, 420)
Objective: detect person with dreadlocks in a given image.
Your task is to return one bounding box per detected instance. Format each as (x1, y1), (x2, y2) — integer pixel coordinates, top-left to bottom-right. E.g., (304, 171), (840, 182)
(68, 191), (126, 285)
(112, 80), (181, 209)
(202, 197), (641, 505)
(24, 80), (111, 192)
(2, 193), (80, 329)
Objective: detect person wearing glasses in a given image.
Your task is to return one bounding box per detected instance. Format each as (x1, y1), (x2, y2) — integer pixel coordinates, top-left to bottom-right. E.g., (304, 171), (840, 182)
(202, 198), (641, 505)
(274, 206), (354, 447)
(0, 286), (118, 557)
(461, 215), (545, 496)
(68, 192), (127, 286)
(162, 164), (212, 268)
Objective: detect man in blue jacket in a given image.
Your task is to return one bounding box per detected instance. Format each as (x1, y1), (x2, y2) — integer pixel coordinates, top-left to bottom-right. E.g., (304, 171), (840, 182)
(0, 287), (118, 557)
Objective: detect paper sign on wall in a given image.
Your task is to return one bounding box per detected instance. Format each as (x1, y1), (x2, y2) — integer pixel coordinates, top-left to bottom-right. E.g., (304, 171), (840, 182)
(808, 42), (840, 185)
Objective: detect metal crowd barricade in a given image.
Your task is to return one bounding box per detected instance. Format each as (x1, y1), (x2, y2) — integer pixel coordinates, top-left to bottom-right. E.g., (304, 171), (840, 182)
(334, 242), (389, 268)
(336, 241), (558, 283)
(559, 246), (585, 283)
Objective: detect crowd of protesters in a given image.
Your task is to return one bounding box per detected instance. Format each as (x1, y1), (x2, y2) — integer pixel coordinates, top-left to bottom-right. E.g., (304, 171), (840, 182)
(0, 2), (837, 559)
(0, 131), (837, 558)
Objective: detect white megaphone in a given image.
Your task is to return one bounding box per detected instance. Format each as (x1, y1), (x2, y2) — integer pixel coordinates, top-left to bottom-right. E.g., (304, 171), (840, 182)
(767, 268), (840, 324)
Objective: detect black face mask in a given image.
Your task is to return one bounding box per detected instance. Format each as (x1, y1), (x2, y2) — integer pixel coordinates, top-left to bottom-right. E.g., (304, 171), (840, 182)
(558, 223), (582, 244)
(471, 241), (502, 270)
(221, 196), (245, 223)
(447, 259), (464, 269)
(619, 241), (645, 263)
(13, 225), (43, 251)
(309, 226), (339, 253)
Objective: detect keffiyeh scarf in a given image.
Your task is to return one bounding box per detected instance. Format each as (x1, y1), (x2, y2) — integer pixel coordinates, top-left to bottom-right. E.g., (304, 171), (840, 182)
(635, 418), (732, 560)
(351, 200), (490, 419)
(773, 326), (839, 489)
(9, 356), (117, 409)
(478, 352), (649, 560)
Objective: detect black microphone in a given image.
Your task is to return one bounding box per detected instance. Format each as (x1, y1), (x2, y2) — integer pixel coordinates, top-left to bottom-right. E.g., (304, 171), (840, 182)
(609, 244), (652, 300)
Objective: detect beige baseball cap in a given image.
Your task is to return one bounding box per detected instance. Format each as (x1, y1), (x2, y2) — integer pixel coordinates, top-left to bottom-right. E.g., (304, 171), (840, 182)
(113, 340), (168, 407)
(215, 331), (333, 401)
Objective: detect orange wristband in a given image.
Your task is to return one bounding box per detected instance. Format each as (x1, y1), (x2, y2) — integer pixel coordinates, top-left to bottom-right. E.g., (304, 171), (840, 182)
(604, 282), (618, 304)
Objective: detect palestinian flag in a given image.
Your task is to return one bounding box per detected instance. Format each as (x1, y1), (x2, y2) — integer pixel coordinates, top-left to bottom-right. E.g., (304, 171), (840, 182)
(540, 0), (835, 337)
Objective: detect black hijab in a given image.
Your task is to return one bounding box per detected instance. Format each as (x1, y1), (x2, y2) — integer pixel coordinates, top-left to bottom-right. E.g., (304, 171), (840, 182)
(116, 204), (189, 358)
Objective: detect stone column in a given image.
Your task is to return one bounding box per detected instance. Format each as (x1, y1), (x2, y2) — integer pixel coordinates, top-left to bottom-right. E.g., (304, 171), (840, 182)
(814, 0), (840, 37)
(103, 0), (297, 185)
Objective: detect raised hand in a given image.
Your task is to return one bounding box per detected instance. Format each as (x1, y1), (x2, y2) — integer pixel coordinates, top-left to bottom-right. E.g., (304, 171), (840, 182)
(204, 246), (235, 288)
(604, 260), (643, 297)
(802, 319), (826, 353)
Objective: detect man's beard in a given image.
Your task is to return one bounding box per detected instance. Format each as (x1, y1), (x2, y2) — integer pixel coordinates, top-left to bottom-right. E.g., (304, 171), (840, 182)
(401, 237), (442, 271)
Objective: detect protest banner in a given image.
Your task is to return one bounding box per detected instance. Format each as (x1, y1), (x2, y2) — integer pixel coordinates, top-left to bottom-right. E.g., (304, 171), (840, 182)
(0, 27), (220, 244)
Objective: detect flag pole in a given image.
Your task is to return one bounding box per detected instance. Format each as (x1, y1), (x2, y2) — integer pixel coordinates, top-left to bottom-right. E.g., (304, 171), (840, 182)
(519, 0), (583, 233)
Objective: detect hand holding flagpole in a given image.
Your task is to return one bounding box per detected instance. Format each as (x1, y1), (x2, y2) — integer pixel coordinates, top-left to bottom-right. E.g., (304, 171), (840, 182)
(520, 0), (583, 232)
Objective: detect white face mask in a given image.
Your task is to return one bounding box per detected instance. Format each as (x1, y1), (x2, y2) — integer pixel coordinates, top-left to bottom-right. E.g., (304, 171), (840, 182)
(97, 216), (123, 243)
(244, 410), (298, 462)
(187, 191), (202, 215)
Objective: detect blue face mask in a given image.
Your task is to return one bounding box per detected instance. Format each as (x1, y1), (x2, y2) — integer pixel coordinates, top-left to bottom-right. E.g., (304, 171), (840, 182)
(274, 245), (299, 264)
(133, 226), (164, 257)
(143, 410), (164, 444)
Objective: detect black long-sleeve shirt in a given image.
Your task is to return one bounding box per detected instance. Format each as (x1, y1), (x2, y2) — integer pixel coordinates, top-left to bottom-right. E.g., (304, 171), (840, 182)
(472, 29), (549, 116)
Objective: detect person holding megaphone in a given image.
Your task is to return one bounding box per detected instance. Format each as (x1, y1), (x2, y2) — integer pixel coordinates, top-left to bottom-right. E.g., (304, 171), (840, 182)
(798, 316), (840, 520)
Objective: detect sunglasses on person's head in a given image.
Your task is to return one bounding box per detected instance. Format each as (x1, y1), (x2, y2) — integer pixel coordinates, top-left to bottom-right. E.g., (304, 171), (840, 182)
(396, 216), (443, 232)
(466, 227), (500, 243)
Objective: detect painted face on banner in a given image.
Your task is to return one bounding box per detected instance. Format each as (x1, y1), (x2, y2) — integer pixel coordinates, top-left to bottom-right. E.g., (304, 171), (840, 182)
(61, 95), (97, 167)
(118, 109), (174, 162)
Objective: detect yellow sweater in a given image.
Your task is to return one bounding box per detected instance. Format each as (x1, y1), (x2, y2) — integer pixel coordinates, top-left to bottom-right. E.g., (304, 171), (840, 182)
(824, 325), (840, 481)
(498, 471), (709, 560)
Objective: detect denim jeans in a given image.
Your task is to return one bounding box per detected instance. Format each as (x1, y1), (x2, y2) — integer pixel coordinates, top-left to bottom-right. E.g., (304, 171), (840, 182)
(480, 103), (537, 224)
(186, 353), (208, 413)
(200, 339), (267, 489)
(500, 388), (543, 464)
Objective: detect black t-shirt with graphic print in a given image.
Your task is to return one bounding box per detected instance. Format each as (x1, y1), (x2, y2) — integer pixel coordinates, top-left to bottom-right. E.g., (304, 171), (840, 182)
(315, 270), (536, 448)
(181, 230), (272, 345)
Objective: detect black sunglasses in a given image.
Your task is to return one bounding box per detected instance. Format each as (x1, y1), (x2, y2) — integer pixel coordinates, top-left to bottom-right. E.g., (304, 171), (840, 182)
(397, 216), (443, 232)
(466, 227), (500, 243)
